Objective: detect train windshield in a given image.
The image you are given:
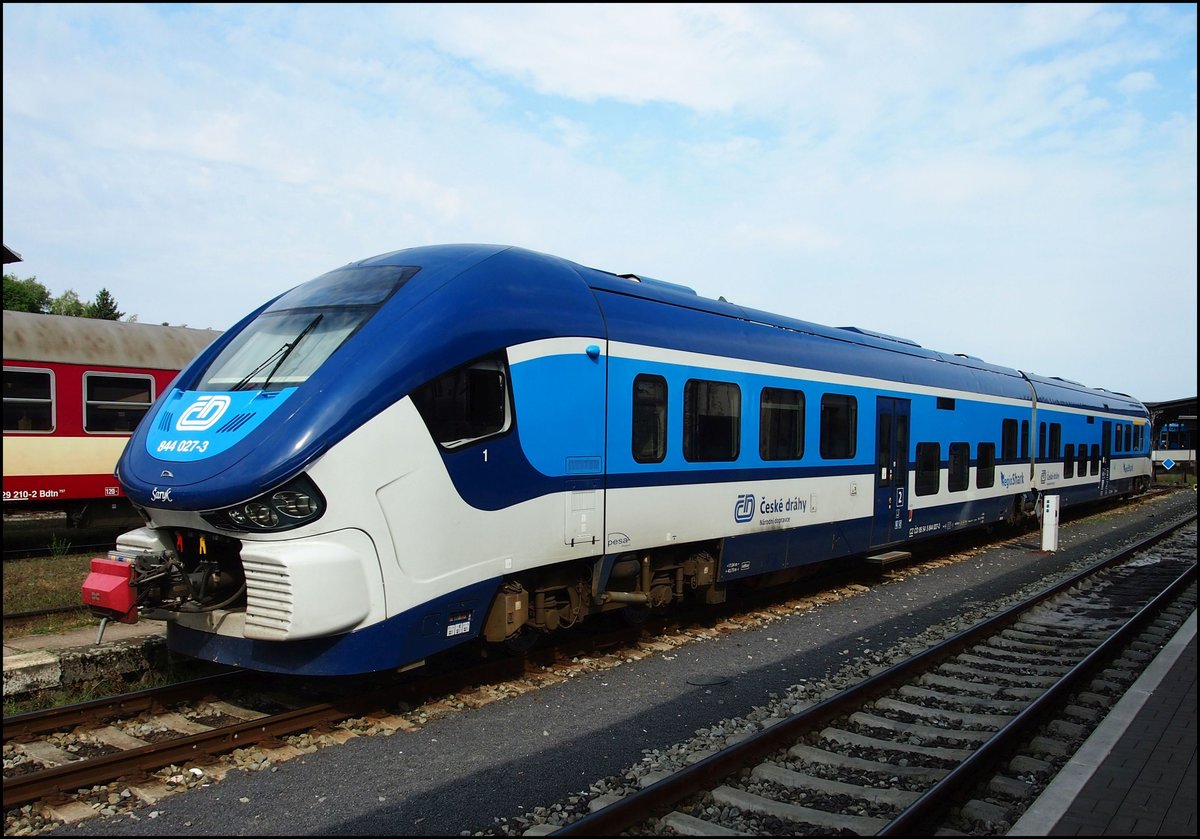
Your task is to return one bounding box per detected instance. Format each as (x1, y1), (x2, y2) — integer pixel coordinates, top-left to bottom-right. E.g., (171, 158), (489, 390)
(197, 266), (417, 392)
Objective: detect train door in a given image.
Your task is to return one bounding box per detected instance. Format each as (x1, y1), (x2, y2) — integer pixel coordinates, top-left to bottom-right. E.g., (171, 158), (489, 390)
(872, 396), (910, 546)
(1099, 420), (1112, 496)
(561, 342), (607, 549)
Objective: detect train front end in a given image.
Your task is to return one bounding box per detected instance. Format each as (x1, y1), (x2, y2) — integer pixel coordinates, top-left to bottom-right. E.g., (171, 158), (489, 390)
(93, 262), (414, 674)
(94, 245), (604, 675)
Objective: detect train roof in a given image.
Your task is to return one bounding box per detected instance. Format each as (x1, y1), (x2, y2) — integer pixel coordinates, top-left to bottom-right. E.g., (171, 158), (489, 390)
(575, 253), (1146, 416)
(2, 310), (220, 370)
(339, 244), (1148, 416)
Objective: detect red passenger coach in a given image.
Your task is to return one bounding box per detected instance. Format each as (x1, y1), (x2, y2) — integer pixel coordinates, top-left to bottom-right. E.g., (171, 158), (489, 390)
(3, 311), (220, 524)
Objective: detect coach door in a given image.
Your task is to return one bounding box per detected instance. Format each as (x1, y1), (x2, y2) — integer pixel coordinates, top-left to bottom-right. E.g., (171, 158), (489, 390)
(1099, 420), (1112, 496)
(872, 397), (910, 546)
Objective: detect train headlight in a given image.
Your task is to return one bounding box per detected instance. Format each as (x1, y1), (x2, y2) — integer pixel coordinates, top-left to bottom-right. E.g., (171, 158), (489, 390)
(203, 475), (325, 532)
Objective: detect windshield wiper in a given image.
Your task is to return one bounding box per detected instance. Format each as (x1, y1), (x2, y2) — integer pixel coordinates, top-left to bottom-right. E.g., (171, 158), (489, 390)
(232, 314), (324, 392)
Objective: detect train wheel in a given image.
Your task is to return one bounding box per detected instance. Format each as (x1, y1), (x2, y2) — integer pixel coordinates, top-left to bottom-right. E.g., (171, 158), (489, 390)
(502, 625), (539, 655)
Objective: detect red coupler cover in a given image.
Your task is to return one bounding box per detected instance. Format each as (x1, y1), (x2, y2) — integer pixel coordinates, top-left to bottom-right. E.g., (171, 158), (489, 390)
(81, 557), (138, 623)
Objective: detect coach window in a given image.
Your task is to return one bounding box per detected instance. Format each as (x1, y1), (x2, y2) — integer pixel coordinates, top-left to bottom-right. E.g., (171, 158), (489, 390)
(760, 387), (805, 461)
(1021, 420), (1029, 459)
(1064, 444), (1075, 479)
(977, 442), (996, 488)
(1124, 424), (1132, 452)
(915, 442), (940, 496)
(1049, 423), (1061, 459)
(684, 380), (740, 462)
(1077, 443), (1088, 476)
(948, 442), (969, 492)
(84, 373), (153, 433)
(819, 394), (857, 459)
(1113, 425), (1123, 453)
(3, 368), (55, 432)
(1038, 423), (1046, 459)
(1001, 419), (1018, 462)
(632, 375), (667, 463)
(1090, 444), (1100, 473)
(411, 354), (512, 449)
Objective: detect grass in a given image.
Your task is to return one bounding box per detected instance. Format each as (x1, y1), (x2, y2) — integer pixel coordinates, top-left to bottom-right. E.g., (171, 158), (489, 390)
(3, 551), (102, 643)
(1152, 470), (1197, 486)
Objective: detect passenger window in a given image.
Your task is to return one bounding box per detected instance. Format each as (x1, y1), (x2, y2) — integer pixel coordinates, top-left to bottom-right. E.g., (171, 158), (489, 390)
(3, 367), (55, 432)
(1001, 419), (1018, 462)
(977, 443), (996, 488)
(915, 443), (940, 496)
(1021, 420), (1029, 459)
(1049, 423), (1061, 459)
(819, 394), (857, 459)
(1064, 444), (1075, 479)
(632, 375), (667, 463)
(84, 373), (154, 433)
(683, 379), (740, 462)
(948, 442), (969, 492)
(1038, 422), (1046, 459)
(1077, 443), (1088, 476)
(760, 387), (804, 461)
(1090, 444), (1100, 473)
(411, 354), (511, 448)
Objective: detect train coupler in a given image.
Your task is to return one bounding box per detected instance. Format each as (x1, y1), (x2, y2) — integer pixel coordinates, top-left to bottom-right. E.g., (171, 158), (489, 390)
(81, 556), (139, 643)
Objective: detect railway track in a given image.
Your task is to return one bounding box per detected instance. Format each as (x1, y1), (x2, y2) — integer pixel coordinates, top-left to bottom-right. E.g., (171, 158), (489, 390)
(552, 515), (1197, 836)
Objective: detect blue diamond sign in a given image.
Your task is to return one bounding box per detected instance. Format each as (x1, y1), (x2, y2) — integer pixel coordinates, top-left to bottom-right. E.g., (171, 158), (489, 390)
(1163, 458), (1176, 470)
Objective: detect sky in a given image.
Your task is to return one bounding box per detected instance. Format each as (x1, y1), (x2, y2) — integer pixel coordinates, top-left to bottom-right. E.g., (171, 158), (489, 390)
(3, 3), (1196, 404)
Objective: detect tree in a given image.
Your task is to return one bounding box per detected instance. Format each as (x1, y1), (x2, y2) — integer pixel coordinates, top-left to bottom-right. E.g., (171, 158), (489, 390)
(87, 288), (124, 320)
(2, 273), (51, 313)
(49, 289), (87, 317)
(2, 275), (127, 320)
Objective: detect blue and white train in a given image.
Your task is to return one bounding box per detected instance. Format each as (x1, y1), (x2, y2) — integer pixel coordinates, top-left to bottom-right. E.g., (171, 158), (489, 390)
(97, 244), (1152, 675)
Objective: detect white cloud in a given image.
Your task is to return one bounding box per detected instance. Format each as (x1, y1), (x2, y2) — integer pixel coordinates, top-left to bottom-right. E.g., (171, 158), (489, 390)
(1117, 70), (1159, 94)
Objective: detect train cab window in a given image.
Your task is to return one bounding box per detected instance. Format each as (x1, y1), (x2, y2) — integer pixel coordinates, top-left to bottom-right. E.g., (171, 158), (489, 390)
(819, 394), (857, 459)
(1090, 444), (1100, 473)
(948, 442), (969, 492)
(977, 442), (996, 488)
(3, 368), (55, 432)
(683, 379), (740, 462)
(915, 442), (940, 496)
(1077, 443), (1088, 476)
(1001, 419), (1018, 462)
(1064, 444), (1075, 479)
(632, 375), (667, 463)
(760, 387), (805, 461)
(197, 265), (416, 392)
(411, 354), (512, 449)
(83, 373), (153, 433)
(1049, 423), (1061, 459)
